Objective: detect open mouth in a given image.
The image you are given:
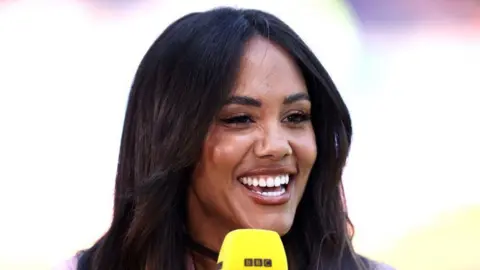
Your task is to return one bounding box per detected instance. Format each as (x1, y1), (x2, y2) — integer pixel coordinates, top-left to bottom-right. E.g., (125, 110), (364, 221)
(238, 174), (291, 197)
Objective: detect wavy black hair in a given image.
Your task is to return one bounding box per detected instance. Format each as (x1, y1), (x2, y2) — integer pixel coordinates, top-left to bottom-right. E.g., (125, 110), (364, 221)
(77, 7), (365, 270)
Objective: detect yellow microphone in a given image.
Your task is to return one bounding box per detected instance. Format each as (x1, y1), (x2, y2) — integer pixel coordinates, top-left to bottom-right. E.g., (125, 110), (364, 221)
(217, 229), (288, 269)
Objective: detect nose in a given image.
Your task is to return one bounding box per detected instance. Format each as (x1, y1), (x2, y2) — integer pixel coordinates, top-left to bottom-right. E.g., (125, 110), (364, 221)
(253, 126), (292, 160)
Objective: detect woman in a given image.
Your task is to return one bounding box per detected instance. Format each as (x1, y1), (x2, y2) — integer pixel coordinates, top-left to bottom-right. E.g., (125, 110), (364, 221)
(59, 7), (394, 270)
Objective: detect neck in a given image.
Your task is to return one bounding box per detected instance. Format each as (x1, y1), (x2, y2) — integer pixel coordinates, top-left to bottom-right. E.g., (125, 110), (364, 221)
(190, 251), (218, 270)
(188, 237), (219, 260)
(186, 187), (230, 267)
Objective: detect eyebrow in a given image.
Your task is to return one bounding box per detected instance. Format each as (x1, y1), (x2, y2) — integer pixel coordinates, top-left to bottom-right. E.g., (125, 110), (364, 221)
(225, 92), (310, 107)
(283, 92), (310, 105)
(225, 96), (262, 107)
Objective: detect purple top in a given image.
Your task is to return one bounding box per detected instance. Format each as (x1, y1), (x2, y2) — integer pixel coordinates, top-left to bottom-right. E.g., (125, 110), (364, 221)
(52, 257), (78, 270)
(53, 255), (196, 270)
(53, 255), (394, 270)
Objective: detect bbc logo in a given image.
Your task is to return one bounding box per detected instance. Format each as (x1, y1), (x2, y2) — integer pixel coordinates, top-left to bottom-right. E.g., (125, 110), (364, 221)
(244, 258), (273, 267)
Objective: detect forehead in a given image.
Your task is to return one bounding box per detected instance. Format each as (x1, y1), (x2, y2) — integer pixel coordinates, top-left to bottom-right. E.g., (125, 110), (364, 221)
(233, 37), (307, 97)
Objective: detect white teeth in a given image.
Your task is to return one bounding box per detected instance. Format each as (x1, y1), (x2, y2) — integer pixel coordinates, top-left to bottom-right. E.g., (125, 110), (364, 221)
(274, 176), (281, 187)
(252, 187), (286, 197)
(266, 177), (274, 187)
(259, 178), (266, 187)
(239, 174), (290, 187)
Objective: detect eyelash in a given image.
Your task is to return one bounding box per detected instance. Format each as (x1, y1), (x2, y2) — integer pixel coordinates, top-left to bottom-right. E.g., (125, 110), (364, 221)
(220, 112), (311, 126)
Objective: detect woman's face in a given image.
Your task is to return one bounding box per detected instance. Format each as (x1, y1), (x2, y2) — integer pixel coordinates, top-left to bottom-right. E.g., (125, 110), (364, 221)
(188, 37), (317, 245)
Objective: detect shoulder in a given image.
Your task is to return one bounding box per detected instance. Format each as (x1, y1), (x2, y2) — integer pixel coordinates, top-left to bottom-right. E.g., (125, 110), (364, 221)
(370, 261), (396, 270)
(52, 255), (79, 270)
(361, 256), (396, 270)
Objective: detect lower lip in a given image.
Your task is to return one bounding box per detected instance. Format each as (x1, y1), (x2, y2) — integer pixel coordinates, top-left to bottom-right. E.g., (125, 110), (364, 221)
(238, 178), (294, 205)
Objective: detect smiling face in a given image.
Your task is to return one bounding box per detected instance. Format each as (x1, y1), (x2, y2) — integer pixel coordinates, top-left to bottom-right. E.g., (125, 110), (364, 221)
(187, 37), (317, 250)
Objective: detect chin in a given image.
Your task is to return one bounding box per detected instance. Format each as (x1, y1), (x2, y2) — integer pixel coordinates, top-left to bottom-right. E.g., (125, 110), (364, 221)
(244, 216), (294, 236)
(270, 225), (292, 236)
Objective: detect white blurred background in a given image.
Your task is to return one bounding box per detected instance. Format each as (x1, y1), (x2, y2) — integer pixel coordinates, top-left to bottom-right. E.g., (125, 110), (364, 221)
(0, 0), (479, 269)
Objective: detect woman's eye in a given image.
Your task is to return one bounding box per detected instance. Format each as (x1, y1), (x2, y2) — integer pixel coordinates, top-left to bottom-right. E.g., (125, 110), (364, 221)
(220, 115), (253, 125)
(285, 112), (311, 123)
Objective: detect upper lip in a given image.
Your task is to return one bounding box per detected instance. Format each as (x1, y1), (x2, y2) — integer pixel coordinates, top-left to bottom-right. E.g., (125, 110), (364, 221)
(237, 166), (297, 178)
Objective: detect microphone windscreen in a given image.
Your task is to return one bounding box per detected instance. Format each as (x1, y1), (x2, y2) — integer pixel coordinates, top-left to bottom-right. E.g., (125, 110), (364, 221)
(217, 229), (288, 270)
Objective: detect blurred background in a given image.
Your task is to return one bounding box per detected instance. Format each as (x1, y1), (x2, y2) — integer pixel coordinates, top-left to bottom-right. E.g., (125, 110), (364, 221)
(0, 0), (479, 269)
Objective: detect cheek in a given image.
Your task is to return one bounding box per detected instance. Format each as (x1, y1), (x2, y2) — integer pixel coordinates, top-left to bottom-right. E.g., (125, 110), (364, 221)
(292, 128), (317, 168)
(209, 140), (239, 169)
(196, 126), (254, 183)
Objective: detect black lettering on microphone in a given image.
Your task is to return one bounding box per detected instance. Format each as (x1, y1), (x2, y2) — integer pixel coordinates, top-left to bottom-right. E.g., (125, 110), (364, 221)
(244, 258), (273, 267)
(244, 258), (253, 266)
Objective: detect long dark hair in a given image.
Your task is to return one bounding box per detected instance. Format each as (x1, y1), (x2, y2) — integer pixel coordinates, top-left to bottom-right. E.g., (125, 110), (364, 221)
(78, 7), (365, 270)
